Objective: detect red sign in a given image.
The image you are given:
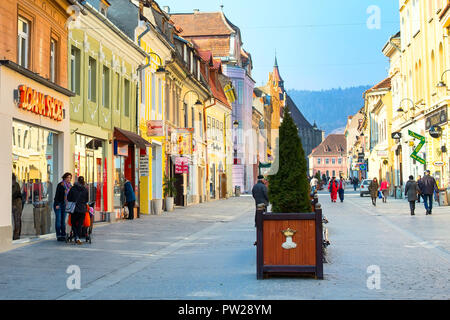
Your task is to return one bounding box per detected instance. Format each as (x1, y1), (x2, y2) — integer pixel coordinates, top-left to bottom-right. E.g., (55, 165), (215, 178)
(175, 157), (189, 174)
(146, 120), (164, 136)
(103, 158), (107, 211)
(17, 85), (63, 121)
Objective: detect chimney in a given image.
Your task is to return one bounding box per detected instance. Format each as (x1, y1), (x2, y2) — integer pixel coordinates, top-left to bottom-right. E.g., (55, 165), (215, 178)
(163, 6), (170, 13)
(193, 9), (200, 13)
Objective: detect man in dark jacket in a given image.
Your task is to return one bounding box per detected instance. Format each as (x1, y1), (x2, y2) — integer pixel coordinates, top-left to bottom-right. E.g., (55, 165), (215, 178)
(405, 175), (419, 215)
(12, 174), (22, 240)
(419, 170), (439, 215)
(252, 175), (269, 227)
(123, 179), (136, 220)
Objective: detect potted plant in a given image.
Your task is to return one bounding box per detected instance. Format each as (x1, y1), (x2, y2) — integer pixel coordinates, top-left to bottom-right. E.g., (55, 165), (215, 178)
(163, 175), (177, 212)
(256, 106), (323, 279)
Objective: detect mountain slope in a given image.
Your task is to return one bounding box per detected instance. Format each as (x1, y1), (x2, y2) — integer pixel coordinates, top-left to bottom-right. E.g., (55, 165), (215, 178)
(287, 85), (371, 134)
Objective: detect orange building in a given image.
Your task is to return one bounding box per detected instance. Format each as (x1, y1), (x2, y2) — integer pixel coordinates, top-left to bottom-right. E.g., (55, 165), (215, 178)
(1, 0), (75, 249)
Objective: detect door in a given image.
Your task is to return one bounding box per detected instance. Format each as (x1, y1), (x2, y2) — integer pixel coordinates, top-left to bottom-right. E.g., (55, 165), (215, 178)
(174, 173), (184, 206)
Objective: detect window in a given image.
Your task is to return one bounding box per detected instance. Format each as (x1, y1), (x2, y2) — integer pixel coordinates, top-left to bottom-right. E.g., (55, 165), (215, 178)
(151, 73), (156, 113)
(197, 60), (200, 81)
(332, 158), (336, 164)
(18, 17), (30, 68)
(325, 158), (329, 164)
(70, 46), (81, 95)
(115, 72), (120, 110)
(338, 158), (342, 165)
(317, 158), (321, 164)
(191, 106), (195, 129)
(88, 57), (97, 102)
(199, 112), (203, 138)
(158, 79), (162, 115)
(124, 79), (130, 117)
(102, 66), (110, 108)
(184, 103), (188, 127)
(183, 45), (187, 63)
(50, 39), (56, 82)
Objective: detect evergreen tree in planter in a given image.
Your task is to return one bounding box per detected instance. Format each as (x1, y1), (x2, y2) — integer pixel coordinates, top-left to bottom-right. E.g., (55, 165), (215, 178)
(268, 106), (311, 213)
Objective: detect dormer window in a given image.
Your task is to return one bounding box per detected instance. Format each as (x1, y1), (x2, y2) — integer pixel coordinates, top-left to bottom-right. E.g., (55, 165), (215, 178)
(99, 0), (110, 17)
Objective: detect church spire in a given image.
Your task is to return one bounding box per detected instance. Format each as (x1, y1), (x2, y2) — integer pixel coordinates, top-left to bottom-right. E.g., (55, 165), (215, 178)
(274, 50), (278, 67)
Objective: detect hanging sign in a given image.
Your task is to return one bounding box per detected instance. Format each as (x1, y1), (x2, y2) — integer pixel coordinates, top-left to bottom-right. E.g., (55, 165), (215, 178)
(391, 132), (402, 139)
(15, 85), (64, 121)
(176, 128), (194, 156)
(433, 161), (445, 167)
(429, 125), (442, 138)
(146, 120), (164, 136)
(425, 106), (447, 130)
(408, 130), (426, 165)
(175, 157), (189, 174)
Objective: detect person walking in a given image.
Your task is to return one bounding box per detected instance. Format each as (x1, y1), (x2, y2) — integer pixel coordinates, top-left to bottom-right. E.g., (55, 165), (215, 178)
(310, 176), (318, 193)
(379, 179), (390, 203)
(53, 172), (72, 241)
(352, 177), (359, 191)
(338, 176), (345, 202)
(11, 174), (23, 240)
(252, 175), (269, 227)
(416, 175), (422, 203)
(405, 175), (419, 215)
(419, 170), (439, 215)
(328, 177), (338, 203)
(368, 177), (379, 206)
(67, 176), (89, 245)
(124, 179), (136, 220)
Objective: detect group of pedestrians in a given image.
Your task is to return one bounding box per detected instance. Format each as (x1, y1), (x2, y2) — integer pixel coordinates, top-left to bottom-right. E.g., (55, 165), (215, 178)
(367, 178), (390, 206)
(12, 169), (138, 242)
(327, 176), (346, 203)
(404, 170), (439, 215)
(367, 170), (439, 215)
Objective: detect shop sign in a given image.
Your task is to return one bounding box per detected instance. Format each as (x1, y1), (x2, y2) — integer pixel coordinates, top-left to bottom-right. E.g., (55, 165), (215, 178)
(146, 120), (164, 136)
(425, 106), (447, 130)
(408, 130), (426, 165)
(15, 85), (64, 121)
(429, 125), (442, 138)
(139, 155), (149, 176)
(176, 128), (194, 156)
(433, 161), (445, 167)
(103, 158), (108, 211)
(114, 141), (128, 156)
(175, 157), (189, 174)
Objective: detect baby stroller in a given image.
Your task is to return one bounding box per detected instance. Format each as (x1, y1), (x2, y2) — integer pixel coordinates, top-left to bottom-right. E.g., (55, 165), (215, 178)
(66, 202), (95, 244)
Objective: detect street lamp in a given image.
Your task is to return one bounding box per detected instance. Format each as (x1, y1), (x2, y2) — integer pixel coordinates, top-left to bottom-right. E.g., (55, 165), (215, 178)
(437, 69), (450, 88)
(397, 98), (416, 113)
(183, 90), (203, 106)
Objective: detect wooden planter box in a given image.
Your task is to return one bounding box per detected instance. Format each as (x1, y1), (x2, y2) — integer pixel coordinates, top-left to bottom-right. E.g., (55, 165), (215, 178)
(256, 207), (323, 279)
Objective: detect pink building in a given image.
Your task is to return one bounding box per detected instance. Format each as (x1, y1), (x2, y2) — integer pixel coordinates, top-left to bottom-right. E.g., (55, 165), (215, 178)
(309, 134), (347, 179)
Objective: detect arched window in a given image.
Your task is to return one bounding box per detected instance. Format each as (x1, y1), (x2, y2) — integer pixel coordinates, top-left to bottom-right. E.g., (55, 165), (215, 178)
(438, 42), (445, 79)
(431, 50), (436, 90)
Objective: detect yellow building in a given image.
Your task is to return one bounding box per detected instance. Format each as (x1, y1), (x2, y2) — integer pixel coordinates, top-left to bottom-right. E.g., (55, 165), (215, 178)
(397, 0), (450, 188)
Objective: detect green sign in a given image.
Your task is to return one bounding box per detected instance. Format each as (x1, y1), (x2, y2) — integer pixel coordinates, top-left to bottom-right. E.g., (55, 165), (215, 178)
(408, 130), (426, 165)
(259, 162), (272, 168)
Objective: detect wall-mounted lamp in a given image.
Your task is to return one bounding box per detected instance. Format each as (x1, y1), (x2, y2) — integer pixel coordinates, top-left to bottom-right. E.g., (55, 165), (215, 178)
(437, 69), (450, 88)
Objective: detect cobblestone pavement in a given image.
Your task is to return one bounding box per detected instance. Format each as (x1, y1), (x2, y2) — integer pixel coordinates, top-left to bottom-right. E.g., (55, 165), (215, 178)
(0, 191), (448, 300)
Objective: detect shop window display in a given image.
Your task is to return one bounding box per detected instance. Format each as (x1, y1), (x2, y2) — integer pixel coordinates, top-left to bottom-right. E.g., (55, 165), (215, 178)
(74, 134), (105, 217)
(12, 121), (57, 237)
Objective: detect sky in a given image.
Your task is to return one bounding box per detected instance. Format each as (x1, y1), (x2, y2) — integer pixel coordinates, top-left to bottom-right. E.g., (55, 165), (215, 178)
(160, 0), (400, 91)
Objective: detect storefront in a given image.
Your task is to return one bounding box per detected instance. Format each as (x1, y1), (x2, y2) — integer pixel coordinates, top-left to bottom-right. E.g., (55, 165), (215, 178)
(425, 105), (449, 188)
(1, 61), (72, 247)
(113, 127), (150, 218)
(73, 133), (106, 221)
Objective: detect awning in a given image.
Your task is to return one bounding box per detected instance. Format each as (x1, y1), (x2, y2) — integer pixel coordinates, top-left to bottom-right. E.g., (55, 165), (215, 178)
(114, 127), (151, 149)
